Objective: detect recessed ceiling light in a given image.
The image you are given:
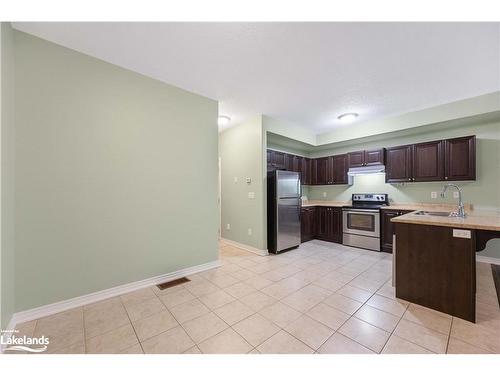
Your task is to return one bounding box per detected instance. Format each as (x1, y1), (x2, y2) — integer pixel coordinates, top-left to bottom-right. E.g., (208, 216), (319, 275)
(218, 116), (231, 127)
(337, 113), (359, 122)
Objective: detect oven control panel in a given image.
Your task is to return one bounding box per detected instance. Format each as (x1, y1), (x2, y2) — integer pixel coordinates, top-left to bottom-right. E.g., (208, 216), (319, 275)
(352, 193), (388, 203)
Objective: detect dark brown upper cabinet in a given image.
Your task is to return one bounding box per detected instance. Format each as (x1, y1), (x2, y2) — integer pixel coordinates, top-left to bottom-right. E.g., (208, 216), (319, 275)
(314, 157), (329, 185)
(348, 149), (384, 168)
(267, 134), (475, 186)
(385, 145), (413, 182)
(386, 135), (476, 183)
(328, 154), (348, 184)
(300, 157), (312, 185)
(271, 151), (286, 169)
(285, 154), (301, 173)
(444, 136), (476, 181)
(412, 140), (444, 182)
(347, 151), (364, 168)
(365, 149), (385, 166)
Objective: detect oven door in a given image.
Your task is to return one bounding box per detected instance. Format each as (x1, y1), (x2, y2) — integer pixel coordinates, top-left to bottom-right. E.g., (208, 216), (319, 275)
(342, 209), (380, 237)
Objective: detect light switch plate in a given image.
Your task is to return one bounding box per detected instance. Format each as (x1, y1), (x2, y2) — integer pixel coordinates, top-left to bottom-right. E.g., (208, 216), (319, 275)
(233, 177), (238, 183)
(453, 229), (471, 239)
(248, 192), (255, 199)
(248, 228), (252, 236)
(323, 192), (327, 198)
(226, 224), (230, 230)
(453, 191), (459, 199)
(431, 192), (437, 199)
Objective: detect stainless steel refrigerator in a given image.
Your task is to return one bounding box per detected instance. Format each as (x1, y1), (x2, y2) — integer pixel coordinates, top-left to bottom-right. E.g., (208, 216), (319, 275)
(267, 170), (301, 254)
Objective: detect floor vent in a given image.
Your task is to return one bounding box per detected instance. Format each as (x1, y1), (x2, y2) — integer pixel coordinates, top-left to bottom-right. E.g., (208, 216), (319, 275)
(156, 277), (190, 290)
(492, 264), (500, 306)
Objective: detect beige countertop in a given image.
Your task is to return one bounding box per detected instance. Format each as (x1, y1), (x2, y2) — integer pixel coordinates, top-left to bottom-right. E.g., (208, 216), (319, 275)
(391, 208), (500, 231)
(302, 201), (473, 211)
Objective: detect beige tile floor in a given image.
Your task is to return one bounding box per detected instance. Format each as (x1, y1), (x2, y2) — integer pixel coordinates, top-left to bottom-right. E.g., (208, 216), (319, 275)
(11, 240), (500, 354)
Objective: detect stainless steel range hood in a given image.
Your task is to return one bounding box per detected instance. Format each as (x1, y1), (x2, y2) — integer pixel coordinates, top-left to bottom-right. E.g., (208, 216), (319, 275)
(347, 165), (386, 185)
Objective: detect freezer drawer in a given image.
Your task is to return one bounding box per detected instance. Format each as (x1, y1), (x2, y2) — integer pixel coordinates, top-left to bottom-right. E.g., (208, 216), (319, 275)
(277, 197), (301, 252)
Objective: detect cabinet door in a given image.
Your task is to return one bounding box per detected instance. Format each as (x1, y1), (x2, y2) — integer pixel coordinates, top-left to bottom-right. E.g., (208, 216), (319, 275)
(365, 149), (385, 166)
(300, 208), (309, 243)
(381, 210), (398, 253)
(315, 207), (329, 240)
(347, 151), (364, 168)
(330, 208), (343, 243)
(300, 207), (315, 243)
(300, 157), (312, 185)
(284, 153), (293, 171)
(292, 155), (301, 173)
(413, 141), (444, 182)
(267, 150), (273, 166)
(380, 209), (413, 252)
(444, 136), (476, 181)
(330, 154), (348, 184)
(315, 157), (329, 185)
(305, 158), (313, 185)
(272, 151), (286, 169)
(385, 145), (413, 183)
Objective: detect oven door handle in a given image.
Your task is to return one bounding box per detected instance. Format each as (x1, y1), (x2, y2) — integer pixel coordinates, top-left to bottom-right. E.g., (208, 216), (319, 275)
(342, 209), (380, 213)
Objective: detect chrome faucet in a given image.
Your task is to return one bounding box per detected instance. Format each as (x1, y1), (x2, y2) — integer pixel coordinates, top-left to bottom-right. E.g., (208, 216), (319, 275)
(440, 183), (466, 218)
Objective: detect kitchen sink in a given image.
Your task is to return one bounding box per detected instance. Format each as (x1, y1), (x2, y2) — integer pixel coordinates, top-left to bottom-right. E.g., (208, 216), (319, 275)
(413, 211), (452, 217)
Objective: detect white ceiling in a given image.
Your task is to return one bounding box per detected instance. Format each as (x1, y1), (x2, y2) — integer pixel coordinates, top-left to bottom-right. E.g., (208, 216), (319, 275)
(13, 22), (500, 134)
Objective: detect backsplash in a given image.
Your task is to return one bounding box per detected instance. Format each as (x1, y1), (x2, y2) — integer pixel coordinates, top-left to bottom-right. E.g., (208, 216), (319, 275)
(302, 174), (499, 211)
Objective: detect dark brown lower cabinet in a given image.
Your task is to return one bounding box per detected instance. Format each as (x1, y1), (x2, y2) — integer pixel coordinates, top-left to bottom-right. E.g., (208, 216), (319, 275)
(395, 223), (476, 322)
(380, 209), (413, 253)
(300, 207), (315, 242)
(314, 206), (342, 243)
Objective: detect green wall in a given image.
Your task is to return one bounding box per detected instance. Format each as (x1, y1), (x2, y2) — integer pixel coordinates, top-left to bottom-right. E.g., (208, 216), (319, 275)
(219, 116), (267, 250)
(13, 30), (219, 312)
(1, 23), (16, 329)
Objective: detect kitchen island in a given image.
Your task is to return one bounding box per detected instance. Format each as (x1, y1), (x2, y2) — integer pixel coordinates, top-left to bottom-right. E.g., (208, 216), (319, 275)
(392, 209), (500, 322)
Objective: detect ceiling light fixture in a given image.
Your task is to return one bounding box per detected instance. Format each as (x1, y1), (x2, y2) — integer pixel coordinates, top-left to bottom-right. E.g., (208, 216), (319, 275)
(218, 116), (231, 127)
(337, 113), (359, 123)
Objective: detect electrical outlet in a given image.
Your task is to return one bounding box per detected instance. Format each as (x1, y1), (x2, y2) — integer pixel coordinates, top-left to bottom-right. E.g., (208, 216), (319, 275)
(453, 229), (471, 239)
(248, 192), (255, 199)
(248, 228), (252, 236)
(226, 223), (230, 230)
(323, 192), (327, 198)
(453, 191), (459, 199)
(431, 192), (437, 199)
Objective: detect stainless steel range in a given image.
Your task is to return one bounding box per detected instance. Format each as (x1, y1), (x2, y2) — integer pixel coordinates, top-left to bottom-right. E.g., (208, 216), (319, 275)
(342, 193), (389, 251)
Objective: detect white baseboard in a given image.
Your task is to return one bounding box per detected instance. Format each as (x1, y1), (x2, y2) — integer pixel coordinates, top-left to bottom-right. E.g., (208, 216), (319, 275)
(477, 255), (500, 265)
(2, 259), (221, 348)
(220, 238), (268, 256)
